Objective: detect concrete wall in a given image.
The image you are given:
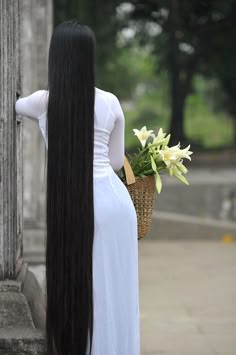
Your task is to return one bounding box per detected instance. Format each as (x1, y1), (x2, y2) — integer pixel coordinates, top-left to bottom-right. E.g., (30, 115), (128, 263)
(154, 169), (236, 221)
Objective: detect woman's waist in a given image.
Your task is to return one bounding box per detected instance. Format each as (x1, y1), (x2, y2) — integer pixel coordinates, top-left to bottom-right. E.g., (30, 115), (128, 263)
(93, 160), (113, 177)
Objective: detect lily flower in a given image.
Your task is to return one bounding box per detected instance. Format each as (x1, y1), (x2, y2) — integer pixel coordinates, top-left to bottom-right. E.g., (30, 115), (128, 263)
(159, 143), (193, 167)
(127, 125), (193, 193)
(151, 128), (170, 147)
(133, 126), (154, 148)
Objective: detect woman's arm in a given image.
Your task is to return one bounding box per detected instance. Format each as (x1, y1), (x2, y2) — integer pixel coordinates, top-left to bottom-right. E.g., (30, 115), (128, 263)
(108, 94), (125, 172)
(15, 90), (48, 122)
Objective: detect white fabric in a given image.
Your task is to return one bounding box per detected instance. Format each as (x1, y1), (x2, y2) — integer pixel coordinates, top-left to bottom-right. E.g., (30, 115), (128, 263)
(15, 87), (140, 355)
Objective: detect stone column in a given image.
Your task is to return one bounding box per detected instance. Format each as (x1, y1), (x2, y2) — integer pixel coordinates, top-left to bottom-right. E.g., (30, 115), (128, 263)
(0, 0), (22, 280)
(0, 1), (46, 352)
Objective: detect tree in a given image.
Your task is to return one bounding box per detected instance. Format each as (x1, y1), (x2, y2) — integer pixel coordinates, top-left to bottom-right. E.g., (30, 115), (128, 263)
(53, 0), (122, 87)
(125, 0), (235, 144)
(201, 4), (236, 144)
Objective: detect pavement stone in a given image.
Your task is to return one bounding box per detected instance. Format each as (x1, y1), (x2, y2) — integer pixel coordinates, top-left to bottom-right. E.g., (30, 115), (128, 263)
(29, 240), (236, 355)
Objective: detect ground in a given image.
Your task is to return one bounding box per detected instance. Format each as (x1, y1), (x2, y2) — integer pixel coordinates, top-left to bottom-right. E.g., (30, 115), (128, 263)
(29, 239), (236, 355)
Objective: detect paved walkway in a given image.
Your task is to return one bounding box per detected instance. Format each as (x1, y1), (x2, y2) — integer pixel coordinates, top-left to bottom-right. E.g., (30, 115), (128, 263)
(138, 240), (236, 355)
(29, 240), (236, 355)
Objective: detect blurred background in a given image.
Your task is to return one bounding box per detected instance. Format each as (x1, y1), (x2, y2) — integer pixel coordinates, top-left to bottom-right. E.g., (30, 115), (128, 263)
(55, 0), (236, 153)
(21, 1), (236, 354)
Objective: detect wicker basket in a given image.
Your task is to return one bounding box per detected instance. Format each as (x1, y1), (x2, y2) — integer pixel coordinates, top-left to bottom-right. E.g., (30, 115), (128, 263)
(123, 157), (156, 240)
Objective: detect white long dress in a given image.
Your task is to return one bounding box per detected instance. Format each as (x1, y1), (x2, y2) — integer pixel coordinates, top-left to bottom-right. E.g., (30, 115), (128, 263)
(15, 87), (140, 355)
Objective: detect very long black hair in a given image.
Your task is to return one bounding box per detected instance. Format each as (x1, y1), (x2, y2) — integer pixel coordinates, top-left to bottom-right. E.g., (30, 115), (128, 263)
(45, 20), (95, 355)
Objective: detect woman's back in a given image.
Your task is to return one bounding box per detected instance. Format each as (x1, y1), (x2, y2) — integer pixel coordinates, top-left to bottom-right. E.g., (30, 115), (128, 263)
(93, 87), (125, 175)
(15, 87), (125, 176)
(15, 86), (140, 355)
(15, 20), (140, 355)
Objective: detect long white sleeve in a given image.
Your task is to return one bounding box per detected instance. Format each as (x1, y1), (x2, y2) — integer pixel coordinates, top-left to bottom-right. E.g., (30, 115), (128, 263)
(15, 90), (48, 121)
(108, 94), (125, 171)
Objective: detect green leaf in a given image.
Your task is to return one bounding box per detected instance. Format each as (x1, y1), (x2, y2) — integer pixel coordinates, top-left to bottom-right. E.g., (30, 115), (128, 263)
(155, 171), (162, 193)
(150, 155), (157, 173)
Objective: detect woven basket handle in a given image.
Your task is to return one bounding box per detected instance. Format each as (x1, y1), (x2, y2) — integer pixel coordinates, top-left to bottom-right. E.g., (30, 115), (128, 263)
(123, 156), (136, 185)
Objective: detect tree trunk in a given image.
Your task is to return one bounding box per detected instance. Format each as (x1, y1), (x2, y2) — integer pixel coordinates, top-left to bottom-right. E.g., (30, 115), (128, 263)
(169, 89), (187, 145)
(167, 0), (200, 145)
(167, 0), (186, 144)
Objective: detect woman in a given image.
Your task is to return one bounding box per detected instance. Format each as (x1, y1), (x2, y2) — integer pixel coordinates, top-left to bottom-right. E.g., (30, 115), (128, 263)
(15, 20), (140, 355)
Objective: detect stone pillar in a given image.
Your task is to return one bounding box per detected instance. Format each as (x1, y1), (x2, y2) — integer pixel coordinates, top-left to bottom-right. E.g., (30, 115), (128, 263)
(0, 1), (46, 352)
(0, 0), (22, 280)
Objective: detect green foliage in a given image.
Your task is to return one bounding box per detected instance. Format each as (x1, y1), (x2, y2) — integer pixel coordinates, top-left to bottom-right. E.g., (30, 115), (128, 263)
(185, 76), (235, 148)
(125, 0), (236, 142)
(124, 71), (170, 151)
(97, 43), (155, 98)
(53, 0), (121, 90)
(53, 0), (236, 147)
(124, 75), (234, 151)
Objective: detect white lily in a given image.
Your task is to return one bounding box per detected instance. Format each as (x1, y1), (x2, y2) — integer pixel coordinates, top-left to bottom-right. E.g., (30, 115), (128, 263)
(180, 144), (193, 160)
(127, 125), (193, 193)
(133, 126), (154, 148)
(159, 143), (193, 168)
(151, 128), (171, 147)
(168, 165), (190, 185)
